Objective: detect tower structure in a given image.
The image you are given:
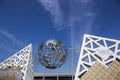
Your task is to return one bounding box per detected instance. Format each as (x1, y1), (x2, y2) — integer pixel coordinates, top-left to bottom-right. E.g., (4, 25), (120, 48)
(75, 34), (120, 80)
(0, 44), (33, 80)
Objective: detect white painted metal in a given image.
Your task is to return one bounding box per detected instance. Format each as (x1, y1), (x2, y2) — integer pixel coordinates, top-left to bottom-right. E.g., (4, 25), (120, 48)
(0, 44), (33, 80)
(75, 34), (120, 80)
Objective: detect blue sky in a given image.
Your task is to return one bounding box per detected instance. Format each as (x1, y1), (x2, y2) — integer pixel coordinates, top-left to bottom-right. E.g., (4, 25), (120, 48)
(0, 0), (120, 73)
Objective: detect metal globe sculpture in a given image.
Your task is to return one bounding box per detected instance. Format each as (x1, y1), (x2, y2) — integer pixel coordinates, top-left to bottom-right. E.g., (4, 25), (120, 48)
(38, 39), (68, 69)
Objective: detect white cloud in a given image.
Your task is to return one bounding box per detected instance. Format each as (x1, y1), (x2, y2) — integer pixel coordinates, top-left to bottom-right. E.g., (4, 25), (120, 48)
(85, 12), (95, 17)
(79, 0), (91, 3)
(38, 0), (95, 30)
(38, 0), (96, 48)
(0, 30), (16, 41)
(68, 0), (96, 49)
(38, 0), (64, 31)
(0, 30), (23, 47)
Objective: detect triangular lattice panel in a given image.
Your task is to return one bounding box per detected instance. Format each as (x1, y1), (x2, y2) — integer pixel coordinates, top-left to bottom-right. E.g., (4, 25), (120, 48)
(0, 44), (33, 80)
(75, 34), (120, 80)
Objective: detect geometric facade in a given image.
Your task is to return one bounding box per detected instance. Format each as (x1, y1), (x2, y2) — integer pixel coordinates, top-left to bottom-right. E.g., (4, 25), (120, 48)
(80, 60), (120, 80)
(0, 44), (33, 80)
(75, 34), (120, 80)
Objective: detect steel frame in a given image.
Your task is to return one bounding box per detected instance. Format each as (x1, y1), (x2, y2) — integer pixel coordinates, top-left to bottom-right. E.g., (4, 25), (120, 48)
(75, 34), (120, 80)
(0, 44), (33, 80)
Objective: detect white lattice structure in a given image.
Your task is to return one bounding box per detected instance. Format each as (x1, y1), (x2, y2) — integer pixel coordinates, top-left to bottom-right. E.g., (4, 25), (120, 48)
(75, 34), (120, 80)
(0, 44), (33, 80)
